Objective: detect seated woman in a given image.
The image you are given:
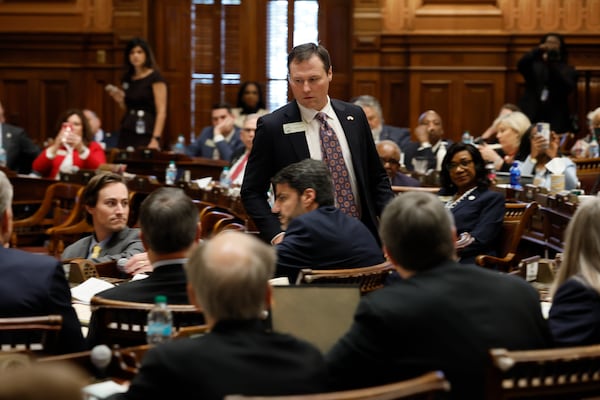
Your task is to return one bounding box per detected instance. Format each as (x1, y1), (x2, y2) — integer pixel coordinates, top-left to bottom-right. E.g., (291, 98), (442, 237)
(521, 126), (578, 191)
(570, 106), (600, 158)
(231, 81), (269, 128)
(440, 142), (505, 265)
(32, 109), (106, 179)
(549, 197), (600, 346)
(478, 111), (532, 172)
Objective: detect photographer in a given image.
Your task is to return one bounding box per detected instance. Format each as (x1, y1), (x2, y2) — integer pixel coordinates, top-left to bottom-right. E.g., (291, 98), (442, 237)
(517, 33), (577, 135)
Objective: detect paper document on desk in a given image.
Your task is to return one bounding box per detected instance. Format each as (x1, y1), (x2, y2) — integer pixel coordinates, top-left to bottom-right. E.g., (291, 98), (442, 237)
(83, 380), (128, 399)
(71, 277), (115, 304)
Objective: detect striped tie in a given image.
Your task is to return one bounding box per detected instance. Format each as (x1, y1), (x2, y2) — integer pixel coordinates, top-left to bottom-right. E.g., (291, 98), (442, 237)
(315, 112), (359, 218)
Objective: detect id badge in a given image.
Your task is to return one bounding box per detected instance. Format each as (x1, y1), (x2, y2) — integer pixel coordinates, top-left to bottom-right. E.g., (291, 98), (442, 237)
(540, 87), (549, 102)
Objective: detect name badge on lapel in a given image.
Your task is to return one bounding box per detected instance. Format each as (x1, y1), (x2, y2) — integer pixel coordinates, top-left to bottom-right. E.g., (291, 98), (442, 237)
(283, 122), (306, 135)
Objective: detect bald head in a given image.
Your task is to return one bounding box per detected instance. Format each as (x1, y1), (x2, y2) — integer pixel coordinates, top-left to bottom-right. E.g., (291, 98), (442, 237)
(186, 232), (276, 322)
(418, 110), (444, 145)
(376, 140), (402, 179)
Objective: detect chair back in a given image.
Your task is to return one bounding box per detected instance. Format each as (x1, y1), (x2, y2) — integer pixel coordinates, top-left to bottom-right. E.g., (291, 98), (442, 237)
(224, 370), (450, 400)
(89, 297), (204, 347)
(476, 201), (539, 272)
(296, 262), (395, 294)
(485, 345), (600, 399)
(541, 206), (571, 257)
(200, 208), (235, 238)
(11, 182), (84, 248)
(0, 315), (63, 355)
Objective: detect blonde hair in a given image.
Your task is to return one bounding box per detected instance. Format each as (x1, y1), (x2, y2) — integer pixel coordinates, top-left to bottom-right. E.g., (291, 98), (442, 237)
(551, 197), (600, 297)
(587, 107), (600, 127)
(494, 111), (531, 139)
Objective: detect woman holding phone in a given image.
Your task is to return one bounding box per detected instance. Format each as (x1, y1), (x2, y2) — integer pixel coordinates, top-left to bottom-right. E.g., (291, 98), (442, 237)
(106, 37), (167, 150)
(32, 109), (106, 179)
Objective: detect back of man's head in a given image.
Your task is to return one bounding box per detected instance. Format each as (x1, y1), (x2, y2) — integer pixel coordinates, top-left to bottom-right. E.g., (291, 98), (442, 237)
(186, 231), (276, 322)
(82, 172), (126, 225)
(272, 159), (334, 207)
(139, 187), (198, 254)
(380, 192), (455, 272)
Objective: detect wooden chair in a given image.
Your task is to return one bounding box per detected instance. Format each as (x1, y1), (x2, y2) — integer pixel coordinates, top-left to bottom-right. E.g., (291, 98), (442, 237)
(476, 201), (539, 273)
(296, 262), (395, 295)
(214, 216), (247, 234)
(574, 157), (600, 195)
(224, 371), (450, 400)
(11, 182), (85, 250)
(200, 208), (235, 238)
(88, 297), (205, 347)
(541, 206), (571, 257)
(0, 315), (62, 355)
(485, 345), (600, 399)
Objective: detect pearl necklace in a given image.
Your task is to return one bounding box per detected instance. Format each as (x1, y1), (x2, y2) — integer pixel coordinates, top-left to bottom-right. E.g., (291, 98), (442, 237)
(445, 187), (477, 210)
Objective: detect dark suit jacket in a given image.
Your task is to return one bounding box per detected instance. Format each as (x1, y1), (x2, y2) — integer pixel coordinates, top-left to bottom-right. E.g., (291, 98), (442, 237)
(109, 319), (328, 400)
(449, 187), (505, 264)
(549, 276), (600, 347)
(241, 99), (394, 242)
(61, 227), (144, 263)
(390, 172), (420, 187)
(186, 126), (243, 162)
(403, 139), (452, 172)
(380, 124), (411, 151)
(0, 247), (85, 354)
(276, 206), (385, 282)
(326, 260), (552, 399)
(1, 123), (40, 174)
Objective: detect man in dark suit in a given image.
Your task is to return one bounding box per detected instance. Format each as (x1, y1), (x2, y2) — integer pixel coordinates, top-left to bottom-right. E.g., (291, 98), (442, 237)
(403, 110), (450, 172)
(326, 192), (552, 399)
(0, 101), (40, 173)
(109, 231), (328, 400)
(93, 187), (200, 304)
(186, 103), (244, 161)
(61, 172), (144, 265)
(241, 43), (393, 244)
(272, 159), (385, 283)
(352, 95), (411, 151)
(376, 140), (420, 187)
(0, 170), (85, 354)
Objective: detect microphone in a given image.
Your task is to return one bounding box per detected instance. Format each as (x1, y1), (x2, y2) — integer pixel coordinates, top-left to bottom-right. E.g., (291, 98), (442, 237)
(90, 344), (112, 379)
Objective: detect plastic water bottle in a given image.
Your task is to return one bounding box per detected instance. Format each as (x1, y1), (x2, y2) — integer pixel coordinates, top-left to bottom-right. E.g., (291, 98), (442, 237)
(220, 166), (231, 188)
(509, 161), (522, 189)
(135, 110), (146, 134)
(0, 146), (6, 167)
(173, 135), (186, 154)
(147, 295), (173, 344)
(165, 160), (177, 185)
(462, 130), (473, 145)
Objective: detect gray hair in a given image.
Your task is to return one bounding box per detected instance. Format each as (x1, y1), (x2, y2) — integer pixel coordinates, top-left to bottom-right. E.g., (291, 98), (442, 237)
(185, 231), (276, 321)
(380, 192), (455, 271)
(587, 107), (600, 127)
(0, 171), (13, 218)
(494, 111), (531, 138)
(353, 95), (383, 124)
(139, 187), (198, 254)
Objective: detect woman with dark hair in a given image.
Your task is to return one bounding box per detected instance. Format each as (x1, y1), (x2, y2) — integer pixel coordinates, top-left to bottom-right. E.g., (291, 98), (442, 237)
(32, 109), (106, 179)
(517, 32), (577, 134)
(107, 37), (167, 150)
(231, 81), (269, 128)
(440, 142), (504, 264)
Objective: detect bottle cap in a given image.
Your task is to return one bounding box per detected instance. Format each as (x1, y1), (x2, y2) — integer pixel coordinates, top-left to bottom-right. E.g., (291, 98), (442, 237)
(155, 295), (167, 303)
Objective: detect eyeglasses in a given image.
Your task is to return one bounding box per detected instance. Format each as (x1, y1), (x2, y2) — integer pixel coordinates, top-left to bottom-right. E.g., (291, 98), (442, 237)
(446, 159), (474, 170)
(242, 128), (256, 133)
(379, 157), (399, 165)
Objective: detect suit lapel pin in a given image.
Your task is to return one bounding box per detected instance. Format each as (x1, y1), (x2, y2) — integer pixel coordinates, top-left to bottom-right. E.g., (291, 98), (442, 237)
(347, 116), (354, 121)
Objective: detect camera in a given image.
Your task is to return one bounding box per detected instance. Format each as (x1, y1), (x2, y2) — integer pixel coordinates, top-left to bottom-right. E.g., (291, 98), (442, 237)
(547, 49), (560, 61)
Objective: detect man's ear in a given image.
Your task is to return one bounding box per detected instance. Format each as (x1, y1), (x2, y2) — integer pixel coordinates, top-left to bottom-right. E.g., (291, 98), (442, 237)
(301, 188), (316, 208)
(139, 230), (148, 251)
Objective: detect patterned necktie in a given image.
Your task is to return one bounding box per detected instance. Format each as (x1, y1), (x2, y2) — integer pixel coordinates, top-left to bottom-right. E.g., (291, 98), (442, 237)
(315, 112), (359, 218)
(90, 244), (101, 259)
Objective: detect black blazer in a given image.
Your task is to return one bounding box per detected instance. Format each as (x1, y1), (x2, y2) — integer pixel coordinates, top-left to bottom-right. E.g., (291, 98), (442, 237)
(241, 99), (394, 242)
(1, 123), (40, 173)
(0, 247), (85, 354)
(108, 319), (328, 400)
(326, 260), (552, 399)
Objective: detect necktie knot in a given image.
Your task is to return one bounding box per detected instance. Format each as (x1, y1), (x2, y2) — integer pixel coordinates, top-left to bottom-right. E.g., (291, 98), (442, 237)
(91, 244), (101, 259)
(315, 112), (327, 124)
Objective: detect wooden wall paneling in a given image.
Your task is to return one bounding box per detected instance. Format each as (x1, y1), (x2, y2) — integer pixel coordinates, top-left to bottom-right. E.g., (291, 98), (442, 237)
(40, 77), (72, 143)
(112, 0), (148, 40)
(0, 80), (30, 134)
(414, 78), (452, 134)
(461, 79), (497, 137)
(386, 77), (409, 128)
